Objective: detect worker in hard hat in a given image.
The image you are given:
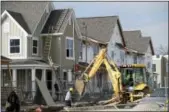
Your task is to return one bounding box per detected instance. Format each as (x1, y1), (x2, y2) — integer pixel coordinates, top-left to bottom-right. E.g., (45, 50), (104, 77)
(65, 87), (74, 107)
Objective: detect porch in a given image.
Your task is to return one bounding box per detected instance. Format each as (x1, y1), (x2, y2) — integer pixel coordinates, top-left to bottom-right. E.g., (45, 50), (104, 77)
(1, 59), (59, 105)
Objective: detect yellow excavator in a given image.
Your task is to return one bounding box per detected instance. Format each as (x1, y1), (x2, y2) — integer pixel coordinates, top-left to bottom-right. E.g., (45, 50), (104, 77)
(75, 48), (150, 104)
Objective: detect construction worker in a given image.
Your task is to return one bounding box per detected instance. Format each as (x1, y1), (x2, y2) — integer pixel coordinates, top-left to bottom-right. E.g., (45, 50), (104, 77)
(65, 88), (73, 107)
(5, 90), (20, 112)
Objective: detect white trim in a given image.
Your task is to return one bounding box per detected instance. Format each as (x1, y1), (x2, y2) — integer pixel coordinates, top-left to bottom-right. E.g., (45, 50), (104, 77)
(8, 36), (21, 55)
(1, 64), (59, 68)
(32, 38), (39, 55)
(40, 33), (63, 36)
(68, 14), (72, 25)
(27, 56), (43, 60)
(73, 15), (75, 60)
(65, 37), (75, 60)
(1, 10), (28, 36)
(71, 10), (82, 38)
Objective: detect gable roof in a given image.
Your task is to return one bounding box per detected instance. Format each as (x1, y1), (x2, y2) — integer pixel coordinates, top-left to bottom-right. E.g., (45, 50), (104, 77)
(77, 16), (125, 45)
(123, 30), (154, 55)
(41, 8), (82, 38)
(42, 9), (72, 33)
(1, 1), (49, 34)
(6, 10), (31, 34)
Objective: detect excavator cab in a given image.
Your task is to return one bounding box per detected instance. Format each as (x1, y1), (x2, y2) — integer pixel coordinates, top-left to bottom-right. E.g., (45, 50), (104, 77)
(119, 64), (150, 101)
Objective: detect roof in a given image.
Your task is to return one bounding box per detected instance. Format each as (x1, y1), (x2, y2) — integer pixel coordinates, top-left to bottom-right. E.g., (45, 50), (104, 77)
(123, 30), (154, 54)
(1, 1), (49, 34)
(10, 59), (48, 65)
(6, 10), (31, 34)
(42, 9), (73, 33)
(1, 55), (11, 64)
(77, 16), (123, 44)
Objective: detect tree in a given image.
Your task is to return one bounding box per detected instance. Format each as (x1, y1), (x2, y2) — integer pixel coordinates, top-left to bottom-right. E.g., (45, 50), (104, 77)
(156, 45), (168, 55)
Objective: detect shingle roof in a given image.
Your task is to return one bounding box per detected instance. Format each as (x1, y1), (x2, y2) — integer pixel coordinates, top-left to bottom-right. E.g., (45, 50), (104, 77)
(1, 1), (49, 34)
(42, 9), (73, 33)
(123, 30), (153, 54)
(7, 10), (31, 34)
(77, 16), (120, 43)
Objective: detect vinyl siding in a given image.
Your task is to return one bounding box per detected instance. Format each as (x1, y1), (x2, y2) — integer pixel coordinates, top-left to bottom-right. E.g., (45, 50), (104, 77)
(1, 15), (27, 59)
(145, 44), (152, 73)
(107, 23), (125, 66)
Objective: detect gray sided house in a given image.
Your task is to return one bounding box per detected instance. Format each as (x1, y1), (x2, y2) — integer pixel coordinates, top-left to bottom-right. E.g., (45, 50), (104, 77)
(41, 8), (82, 100)
(1, 1), (81, 103)
(76, 16), (126, 95)
(123, 30), (155, 73)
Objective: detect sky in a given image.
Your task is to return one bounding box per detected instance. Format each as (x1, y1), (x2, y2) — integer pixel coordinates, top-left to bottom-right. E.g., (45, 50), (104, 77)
(54, 2), (168, 51)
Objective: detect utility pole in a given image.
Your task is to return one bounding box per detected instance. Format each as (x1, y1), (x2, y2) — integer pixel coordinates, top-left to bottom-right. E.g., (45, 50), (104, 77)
(83, 22), (87, 63)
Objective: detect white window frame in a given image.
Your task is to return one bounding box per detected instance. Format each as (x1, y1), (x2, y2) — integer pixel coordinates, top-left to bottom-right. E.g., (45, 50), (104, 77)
(3, 21), (10, 33)
(32, 38), (38, 55)
(8, 37), (21, 55)
(65, 37), (74, 60)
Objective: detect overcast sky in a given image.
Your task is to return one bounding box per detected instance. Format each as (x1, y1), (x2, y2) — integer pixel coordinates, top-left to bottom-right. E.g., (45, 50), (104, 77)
(54, 2), (168, 50)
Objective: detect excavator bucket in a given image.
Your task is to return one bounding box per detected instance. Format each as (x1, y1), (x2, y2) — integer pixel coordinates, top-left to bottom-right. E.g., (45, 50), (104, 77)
(75, 79), (85, 96)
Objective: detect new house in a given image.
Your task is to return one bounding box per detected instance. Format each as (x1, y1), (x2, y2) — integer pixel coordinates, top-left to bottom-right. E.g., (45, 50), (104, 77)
(76, 16), (127, 94)
(123, 30), (155, 73)
(1, 1), (81, 103)
(152, 55), (168, 88)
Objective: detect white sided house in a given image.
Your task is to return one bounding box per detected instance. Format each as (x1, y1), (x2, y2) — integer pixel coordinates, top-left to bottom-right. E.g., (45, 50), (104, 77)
(152, 55), (168, 88)
(123, 31), (155, 73)
(77, 16), (126, 94)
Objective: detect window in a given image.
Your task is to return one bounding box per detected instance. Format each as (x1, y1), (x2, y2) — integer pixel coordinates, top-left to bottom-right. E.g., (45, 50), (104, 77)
(111, 51), (114, 59)
(152, 64), (156, 72)
(93, 45), (99, 56)
(147, 62), (151, 69)
(133, 56), (137, 64)
(32, 39), (38, 54)
(3, 22), (9, 33)
(79, 42), (83, 59)
(120, 51), (124, 63)
(10, 39), (20, 53)
(66, 37), (74, 58)
(63, 72), (67, 80)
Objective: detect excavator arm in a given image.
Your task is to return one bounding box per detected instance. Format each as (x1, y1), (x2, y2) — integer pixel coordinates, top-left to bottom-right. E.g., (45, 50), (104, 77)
(75, 48), (124, 104)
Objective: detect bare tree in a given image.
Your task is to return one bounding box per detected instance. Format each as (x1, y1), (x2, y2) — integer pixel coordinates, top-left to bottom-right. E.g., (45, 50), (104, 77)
(156, 45), (168, 55)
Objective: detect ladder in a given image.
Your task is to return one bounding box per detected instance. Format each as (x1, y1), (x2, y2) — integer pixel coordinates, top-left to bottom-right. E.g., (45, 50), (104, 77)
(43, 9), (69, 98)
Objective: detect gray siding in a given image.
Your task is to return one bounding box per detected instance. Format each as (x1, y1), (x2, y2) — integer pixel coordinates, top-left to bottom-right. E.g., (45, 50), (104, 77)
(50, 36), (61, 64)
(1, 15), (27, 59)
(61, 19), (79, 70)
(28, 3), (54, 58)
